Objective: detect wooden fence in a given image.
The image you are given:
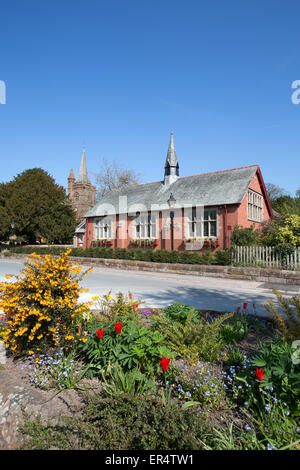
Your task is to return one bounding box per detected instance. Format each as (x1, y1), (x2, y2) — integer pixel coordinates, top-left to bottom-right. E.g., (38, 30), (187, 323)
(232, 245), (300, 269)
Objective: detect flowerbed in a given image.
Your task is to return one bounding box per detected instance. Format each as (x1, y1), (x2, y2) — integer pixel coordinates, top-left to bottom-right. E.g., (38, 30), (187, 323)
(0, 251), (300, 450)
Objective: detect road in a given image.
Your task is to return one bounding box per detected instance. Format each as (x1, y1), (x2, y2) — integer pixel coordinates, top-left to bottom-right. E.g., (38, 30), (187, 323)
(0, 258), (299, 317)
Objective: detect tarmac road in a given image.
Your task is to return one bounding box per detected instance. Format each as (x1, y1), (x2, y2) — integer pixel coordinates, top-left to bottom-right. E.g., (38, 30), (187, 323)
(0, 258), (299, 317)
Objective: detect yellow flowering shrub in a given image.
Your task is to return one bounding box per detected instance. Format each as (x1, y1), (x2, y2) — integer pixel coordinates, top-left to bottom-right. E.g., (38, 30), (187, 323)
(0, 249), (93, 356)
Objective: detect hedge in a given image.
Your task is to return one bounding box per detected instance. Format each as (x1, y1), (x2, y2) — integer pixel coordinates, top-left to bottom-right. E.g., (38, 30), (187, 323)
(7, 246), (232, 265)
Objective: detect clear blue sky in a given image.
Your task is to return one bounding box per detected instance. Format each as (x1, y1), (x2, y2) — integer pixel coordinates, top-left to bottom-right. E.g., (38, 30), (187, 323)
(1, 0), (300, 195)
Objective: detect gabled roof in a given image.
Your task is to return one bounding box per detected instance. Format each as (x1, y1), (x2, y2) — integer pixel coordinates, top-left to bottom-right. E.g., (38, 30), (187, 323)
(75, 219), (86, 233)
(85, 164), (261, 217)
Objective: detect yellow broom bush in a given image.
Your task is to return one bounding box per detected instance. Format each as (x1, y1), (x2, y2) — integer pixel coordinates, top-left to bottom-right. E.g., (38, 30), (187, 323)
(0, 249), (93, 356)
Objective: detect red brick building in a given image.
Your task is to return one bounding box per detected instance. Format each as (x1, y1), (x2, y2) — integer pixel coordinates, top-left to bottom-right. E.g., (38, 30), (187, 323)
(74, 134), (273, 251)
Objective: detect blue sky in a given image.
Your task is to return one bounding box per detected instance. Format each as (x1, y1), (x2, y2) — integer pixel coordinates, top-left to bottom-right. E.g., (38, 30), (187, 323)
(0, 0), (300, 195)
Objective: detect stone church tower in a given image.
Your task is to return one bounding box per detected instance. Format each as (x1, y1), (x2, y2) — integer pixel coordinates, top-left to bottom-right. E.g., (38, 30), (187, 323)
(68, 148), (96, 223)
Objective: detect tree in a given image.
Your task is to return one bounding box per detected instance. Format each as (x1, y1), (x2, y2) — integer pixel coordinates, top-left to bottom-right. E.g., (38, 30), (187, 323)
(94, 158), (142, 200)
(265, 183), (287, 201)
(230, 224), (261, 246)
(260, 214), (300, 246)
(271, 195), (300, 217)
(0, 168), (77, 244)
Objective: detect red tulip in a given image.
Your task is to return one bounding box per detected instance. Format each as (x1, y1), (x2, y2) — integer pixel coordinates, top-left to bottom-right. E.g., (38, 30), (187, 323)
(243, 302), (248, 310)
(237, 305), (241, 311)
(114, 322), (123, 334)
(129, 292), (133, 299)
(96, 329), (104, 339)
(159, 357), (170, 372)
(133, 304), (138, 312)
(254, 368), (264, 381)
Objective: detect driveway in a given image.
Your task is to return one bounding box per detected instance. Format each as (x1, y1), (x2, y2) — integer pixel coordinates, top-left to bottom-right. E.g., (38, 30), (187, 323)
(0, 259), (299, 317)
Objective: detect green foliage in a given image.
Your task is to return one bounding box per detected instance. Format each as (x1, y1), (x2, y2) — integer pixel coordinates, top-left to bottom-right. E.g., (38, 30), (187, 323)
(271, 195), (300, 217)
(18, 392), (211, 450)
(93, 291), (139, 322)
(273, 215), (300, 246)
(218, 315), (250, 345)
(100, 364), (157, 397)
(214, 248), (232, 265)
(231, 224), (261, 247)
(1, 249), (11, 257)
(79, 318), (174, 378)
(263, 288), (300, 341)
(261, 215), (300, 247)
(9, 245), (225, 266)
(202, 402), (300, 450)
(225, 346), (248, 368)
(162, 302), (200, 325)
(0, 168), (76, 243)
(251, 340), (300, 414)
(151, 309), (232, 362)
(233, 339), (300, 415)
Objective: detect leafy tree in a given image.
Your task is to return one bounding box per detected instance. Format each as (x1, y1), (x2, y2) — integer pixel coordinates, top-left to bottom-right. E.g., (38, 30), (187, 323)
(260, 215), (300, 247)
(230, 224), (261, 246)
(94, 158), (142, 200)
(0, 168), (77, 244)
(271, 195), (300, 217)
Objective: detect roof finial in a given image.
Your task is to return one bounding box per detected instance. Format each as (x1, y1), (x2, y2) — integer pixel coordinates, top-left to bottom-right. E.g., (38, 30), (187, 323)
(164, 133), (179, 185)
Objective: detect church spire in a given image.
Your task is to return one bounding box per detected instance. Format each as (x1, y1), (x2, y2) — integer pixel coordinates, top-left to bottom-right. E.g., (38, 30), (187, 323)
(164, 133), (179, 185)
(77, 147), (90, 184)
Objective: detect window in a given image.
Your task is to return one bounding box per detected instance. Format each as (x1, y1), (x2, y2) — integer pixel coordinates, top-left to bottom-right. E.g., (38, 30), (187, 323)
(135, 212), (157, 239)
(94, 217), (113, 239)
(204, 210), (217, 237)
(187, 208), (217, 238)
(248, 189), (263, 222)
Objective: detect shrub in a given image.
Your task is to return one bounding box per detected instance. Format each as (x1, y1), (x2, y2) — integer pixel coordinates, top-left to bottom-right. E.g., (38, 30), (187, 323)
(18, 392), (212, 450)
(9, 246), (223, 265)
(214, 249), (232, 265)
(0, 250), (92, 356)
(218, 315), (250, 345)
(162, 302), (200, 325)
(151, 309), (232, 362)
(231, 224), (261, 246)
(262, 287), (300, 341)
(91, 291), (140, 322)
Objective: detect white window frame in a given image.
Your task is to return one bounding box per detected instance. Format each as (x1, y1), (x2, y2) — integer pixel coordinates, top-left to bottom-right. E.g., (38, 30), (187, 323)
(247, 189), (263, 222)
(94, 216), (113, 240)
(187, 207), (217, 239)
(134, 212), (157, 239)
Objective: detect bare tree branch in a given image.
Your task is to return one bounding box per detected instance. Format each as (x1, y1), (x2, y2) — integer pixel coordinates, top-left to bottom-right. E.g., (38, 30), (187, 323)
(93, 159), (142, 201)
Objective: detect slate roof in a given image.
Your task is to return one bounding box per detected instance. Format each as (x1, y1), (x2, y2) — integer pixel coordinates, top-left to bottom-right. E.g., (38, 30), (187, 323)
(75, 220), (86, 234)
(85, 164), (259, 217)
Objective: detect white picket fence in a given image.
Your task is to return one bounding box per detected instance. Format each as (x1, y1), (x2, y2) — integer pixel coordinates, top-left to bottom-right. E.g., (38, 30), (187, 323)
(232, 245), (300, 269)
